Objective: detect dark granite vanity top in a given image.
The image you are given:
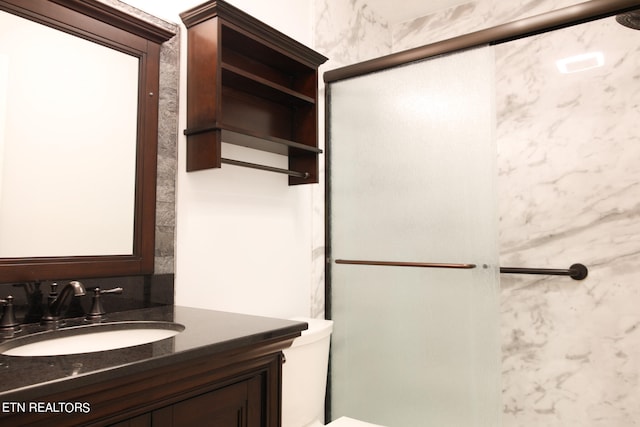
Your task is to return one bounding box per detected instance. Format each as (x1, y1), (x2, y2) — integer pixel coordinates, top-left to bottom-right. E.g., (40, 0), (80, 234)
(0, 306), (307, 401)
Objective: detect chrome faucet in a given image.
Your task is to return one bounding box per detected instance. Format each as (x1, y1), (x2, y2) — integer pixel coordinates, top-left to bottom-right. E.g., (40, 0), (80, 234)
(41, 281), (86, 325)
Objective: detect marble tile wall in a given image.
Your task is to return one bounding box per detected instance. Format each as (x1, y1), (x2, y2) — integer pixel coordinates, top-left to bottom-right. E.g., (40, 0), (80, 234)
(391, 0), (589, 53)
(316, 0), (640, 425)
(495, 16), (640, 427)
(314, 0), (391, 69)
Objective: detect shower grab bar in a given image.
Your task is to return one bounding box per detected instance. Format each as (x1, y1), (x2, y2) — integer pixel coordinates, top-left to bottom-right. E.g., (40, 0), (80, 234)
(334, 259), (588, 280)
(221, 158), (310, 179)
(334, 259), (476, 269)
(499, 263), (588, 280)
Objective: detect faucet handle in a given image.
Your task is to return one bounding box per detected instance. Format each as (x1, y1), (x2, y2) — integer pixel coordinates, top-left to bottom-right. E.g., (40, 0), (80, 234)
(0, 296), (20, 331)
(41, 283), (57, 324)
(86, 287), (123, 322)
(48, 282), (58, 296)
(98, 287), (124, 296)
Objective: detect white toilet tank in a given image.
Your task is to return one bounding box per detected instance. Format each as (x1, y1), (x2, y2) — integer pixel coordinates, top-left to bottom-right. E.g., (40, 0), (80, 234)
(282, 317), (333, 427)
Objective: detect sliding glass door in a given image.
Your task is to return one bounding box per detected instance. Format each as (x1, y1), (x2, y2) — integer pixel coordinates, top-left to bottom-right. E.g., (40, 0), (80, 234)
(327, 46), (501, 426)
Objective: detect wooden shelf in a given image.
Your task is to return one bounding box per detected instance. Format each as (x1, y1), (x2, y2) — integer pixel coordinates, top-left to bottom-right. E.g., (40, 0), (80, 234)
(180, 0), (327, 185)
(184, 123), (323, 155)
(221, 63), (315, 106)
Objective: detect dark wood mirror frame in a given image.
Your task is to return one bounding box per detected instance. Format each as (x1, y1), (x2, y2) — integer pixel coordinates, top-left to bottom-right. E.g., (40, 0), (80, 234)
(0, 0), (174, 283)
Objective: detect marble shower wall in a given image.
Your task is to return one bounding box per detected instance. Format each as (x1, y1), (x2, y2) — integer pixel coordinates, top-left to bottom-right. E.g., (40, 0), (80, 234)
(495, 17), (640, 427)
(314, 0), (391, 69)
(391, 0), (592, 53)
(315, 0), (640, 425)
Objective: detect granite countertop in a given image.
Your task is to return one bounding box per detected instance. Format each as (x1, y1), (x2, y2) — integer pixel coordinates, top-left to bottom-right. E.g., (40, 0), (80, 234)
(0, 306), (307, 401)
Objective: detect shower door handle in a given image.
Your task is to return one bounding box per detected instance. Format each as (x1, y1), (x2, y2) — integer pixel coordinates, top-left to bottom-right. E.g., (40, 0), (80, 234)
(334, 259), (476, 269)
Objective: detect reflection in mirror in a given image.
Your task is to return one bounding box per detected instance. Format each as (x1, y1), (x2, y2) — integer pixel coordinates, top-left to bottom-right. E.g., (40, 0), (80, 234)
(0, 0), (175, 282)
(0, 10), (139, 257)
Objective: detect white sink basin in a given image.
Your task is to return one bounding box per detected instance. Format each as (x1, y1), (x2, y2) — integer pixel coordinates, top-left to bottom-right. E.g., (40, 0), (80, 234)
(0, 321), (185, 357)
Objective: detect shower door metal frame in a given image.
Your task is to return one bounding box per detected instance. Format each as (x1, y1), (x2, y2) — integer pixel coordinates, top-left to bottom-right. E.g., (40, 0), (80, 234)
(324, 0), (640, 421)
(324, 0), (640, 84)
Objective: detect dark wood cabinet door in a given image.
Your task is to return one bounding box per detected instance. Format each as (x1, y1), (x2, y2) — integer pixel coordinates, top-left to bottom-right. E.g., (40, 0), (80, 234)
(152, 376), (263, 427)
(108, 413), (152, 427)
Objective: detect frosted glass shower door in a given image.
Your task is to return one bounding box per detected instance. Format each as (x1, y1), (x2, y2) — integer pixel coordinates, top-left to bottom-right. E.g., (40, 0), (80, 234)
(328, 46), (500, 426)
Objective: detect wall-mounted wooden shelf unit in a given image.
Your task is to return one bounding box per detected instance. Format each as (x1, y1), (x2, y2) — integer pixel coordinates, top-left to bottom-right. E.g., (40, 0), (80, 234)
(180, 0), (328, 185)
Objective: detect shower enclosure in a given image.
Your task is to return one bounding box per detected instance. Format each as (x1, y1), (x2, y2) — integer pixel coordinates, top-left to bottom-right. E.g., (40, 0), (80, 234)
(325, 1), (640, 425)
(327, 46), (500, 426)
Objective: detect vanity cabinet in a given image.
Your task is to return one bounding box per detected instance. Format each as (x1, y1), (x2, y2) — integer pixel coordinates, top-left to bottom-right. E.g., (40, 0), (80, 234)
(180, 0), (327, 185)
(0, 305), (305, 427)
(106, 352), (280, 427)
(1, 350), (285, 427)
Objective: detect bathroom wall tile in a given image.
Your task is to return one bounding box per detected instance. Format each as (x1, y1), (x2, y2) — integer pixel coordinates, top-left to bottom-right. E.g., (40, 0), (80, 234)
(391, 0), (592, 53)
(310, 243), (325, 318)
(392, 2), (483, 53)
(496, 16), (640, 426)
(310, 79), (326, 319)
(314, 0), (391, 69)
(154, 28), (179, 276)
(310, 112), (326, 318)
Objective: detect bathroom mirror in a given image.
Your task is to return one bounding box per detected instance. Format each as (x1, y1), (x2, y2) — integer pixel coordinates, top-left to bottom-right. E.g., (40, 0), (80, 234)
(0, 10), (138, 258)
(0, 0), (173, 282)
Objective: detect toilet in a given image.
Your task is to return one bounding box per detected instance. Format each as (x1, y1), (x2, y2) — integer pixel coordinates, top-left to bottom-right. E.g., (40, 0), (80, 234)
(282, 317), (385, 427)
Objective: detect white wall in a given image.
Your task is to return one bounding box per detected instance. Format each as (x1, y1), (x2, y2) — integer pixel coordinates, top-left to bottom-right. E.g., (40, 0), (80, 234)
(122, 0), (315, 318)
